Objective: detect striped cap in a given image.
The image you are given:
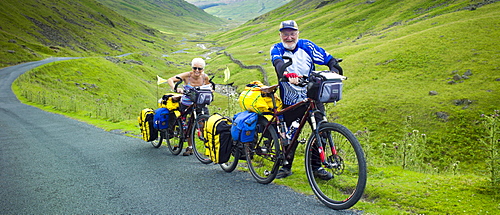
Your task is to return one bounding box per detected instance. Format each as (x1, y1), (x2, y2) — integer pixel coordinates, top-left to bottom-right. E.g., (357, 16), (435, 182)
(279, 20), (299, 31)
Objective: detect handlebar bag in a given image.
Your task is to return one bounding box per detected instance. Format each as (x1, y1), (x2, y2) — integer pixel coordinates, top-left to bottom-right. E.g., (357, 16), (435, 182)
(188, 84), (213, 105)
(180, 85), (213, 106)
(307, 71), (343, 103)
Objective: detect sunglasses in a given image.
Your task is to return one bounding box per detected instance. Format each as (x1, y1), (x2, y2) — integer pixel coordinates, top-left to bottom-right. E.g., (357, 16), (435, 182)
(192, 67), (204, 71)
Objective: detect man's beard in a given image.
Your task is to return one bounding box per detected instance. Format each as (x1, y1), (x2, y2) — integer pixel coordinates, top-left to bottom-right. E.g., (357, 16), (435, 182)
(282, 38), (298, 50)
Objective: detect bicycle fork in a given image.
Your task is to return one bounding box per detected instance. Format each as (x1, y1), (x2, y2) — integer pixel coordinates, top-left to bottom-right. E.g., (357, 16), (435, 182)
(310, 111), (338, 166)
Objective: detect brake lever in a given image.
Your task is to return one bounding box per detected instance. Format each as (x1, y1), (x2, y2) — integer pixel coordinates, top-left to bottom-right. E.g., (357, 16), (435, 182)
(280, 75), (308, 87)
(298, 76), (308, 87)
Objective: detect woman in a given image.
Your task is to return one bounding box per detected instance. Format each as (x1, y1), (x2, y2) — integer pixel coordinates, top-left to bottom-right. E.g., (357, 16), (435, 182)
(166, 58), (211, 156)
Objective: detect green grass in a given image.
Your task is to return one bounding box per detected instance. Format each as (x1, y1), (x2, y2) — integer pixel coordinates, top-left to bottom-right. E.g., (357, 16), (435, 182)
(206, 0), (500, 171)
(5, 0), (500, 213)
(275, 164), (499, 214)
(96, 0), (228, 33)
(0, 0), (225, 67)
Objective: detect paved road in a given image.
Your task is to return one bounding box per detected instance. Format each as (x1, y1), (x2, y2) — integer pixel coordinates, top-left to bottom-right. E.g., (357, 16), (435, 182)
(0, 58), (358, 214)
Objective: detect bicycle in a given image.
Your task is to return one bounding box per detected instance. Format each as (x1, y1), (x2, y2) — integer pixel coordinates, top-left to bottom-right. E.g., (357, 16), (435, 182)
(242, 59), (367, 209)
(154, 78), (214, 164)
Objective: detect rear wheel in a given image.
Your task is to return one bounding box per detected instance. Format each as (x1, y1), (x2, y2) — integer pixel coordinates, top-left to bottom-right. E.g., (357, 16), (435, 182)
(166, 119), (183, 155)
(305, 122), (366, 210)
(192, 114), (212, 164)
(245, 116), (282, 184)
(152, 130), (165, 148)
(220, 143), (241, 172)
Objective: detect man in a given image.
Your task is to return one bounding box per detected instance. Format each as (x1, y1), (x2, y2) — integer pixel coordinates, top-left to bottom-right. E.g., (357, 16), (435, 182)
(270, 20), (343, 179)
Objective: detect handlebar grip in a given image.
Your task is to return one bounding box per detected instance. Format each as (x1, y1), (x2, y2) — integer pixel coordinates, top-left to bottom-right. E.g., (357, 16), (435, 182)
(174, 76), (182, 92)
(280, 76), (308, 87)
(209, 76), (216, 90)
(278, 56), (293, 75)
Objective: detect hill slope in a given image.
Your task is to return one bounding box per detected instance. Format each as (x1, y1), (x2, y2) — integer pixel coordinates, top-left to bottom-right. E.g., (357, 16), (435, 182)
(96, 0), (227, 33)
(205, 0), (500, 170)
(3, 0), (500, 213)
(0, 0), (224, 67)
(185, 0), (291, 23)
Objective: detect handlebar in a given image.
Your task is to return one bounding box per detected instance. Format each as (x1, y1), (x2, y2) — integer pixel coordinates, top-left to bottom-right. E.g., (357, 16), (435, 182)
(279, 56), (346, 86)
(209, 76), (215, 90)
(173, 76), (216, 94)
(278, 56), (293, 75)
(173, 76), (183, 92)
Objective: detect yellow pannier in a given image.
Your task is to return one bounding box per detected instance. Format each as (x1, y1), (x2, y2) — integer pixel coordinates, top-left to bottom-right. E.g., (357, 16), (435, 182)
(238, 81), (282, 114)
(158, 93), (181, 111)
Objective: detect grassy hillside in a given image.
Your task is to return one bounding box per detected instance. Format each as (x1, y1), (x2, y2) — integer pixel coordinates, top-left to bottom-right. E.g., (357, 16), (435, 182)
(205, 0), (500, 170)
(186, 0), (291, 23)
(200, 1), (500, 212)
(5, 0), (500, 213)
(0, 0), (224, 67)
(96, 0), (228, 33)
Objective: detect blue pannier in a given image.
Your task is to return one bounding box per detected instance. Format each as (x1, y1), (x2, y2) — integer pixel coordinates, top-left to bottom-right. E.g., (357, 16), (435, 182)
(231, 111), (258, 142)
(153, 108), (170, 130)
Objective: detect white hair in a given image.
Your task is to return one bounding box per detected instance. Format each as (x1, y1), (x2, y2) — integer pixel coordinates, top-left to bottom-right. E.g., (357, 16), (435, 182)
(191, 58), (206, 68)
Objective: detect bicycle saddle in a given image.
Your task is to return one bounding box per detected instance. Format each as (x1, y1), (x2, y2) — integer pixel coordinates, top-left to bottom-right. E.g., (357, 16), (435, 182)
(260, 84), (279, 94)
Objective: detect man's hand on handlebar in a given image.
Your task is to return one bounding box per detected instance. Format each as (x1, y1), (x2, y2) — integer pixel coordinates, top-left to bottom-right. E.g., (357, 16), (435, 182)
(284, 72), (301, 85)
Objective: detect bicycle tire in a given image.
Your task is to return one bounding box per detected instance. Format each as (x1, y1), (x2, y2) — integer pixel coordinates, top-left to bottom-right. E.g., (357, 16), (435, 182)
(191, 114), (212, 164)
(245, 116), (282, 184)
(151, 130), (162, 148)
(220, 143), (241, 172)
(305, 122), (366, 210)
(166, 118), (183, 155)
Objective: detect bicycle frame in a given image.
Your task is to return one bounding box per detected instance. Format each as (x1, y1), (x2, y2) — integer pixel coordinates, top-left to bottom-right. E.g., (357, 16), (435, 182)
(172, 76), (212, 140)
(260, 89), (333, 165)
(177, 103), (207, 140)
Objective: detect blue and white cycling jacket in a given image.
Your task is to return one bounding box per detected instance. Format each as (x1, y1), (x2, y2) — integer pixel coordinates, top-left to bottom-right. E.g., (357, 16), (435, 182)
(270, 39), (333, 105)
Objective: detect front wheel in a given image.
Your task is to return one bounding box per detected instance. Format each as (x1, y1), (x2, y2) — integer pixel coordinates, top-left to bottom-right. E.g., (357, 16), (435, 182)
(245, 116), (282, 184)
(191, 114), (212, 164)
(305, 122), (366, 210)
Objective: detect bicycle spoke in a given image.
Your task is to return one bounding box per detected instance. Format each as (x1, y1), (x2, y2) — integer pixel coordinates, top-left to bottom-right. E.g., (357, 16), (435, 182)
(220, 144), (240, 172)
(305, 123), (366, 210)
(192, 114), (212, 164)
(245, 117), (282, 184)
(166, 119), (183, 155)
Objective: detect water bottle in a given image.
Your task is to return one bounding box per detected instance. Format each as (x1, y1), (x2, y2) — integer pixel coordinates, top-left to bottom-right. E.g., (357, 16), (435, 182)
(286, 119), (300, 140)
(278, 115), (289, 146)
(181, 117), (188, 130)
